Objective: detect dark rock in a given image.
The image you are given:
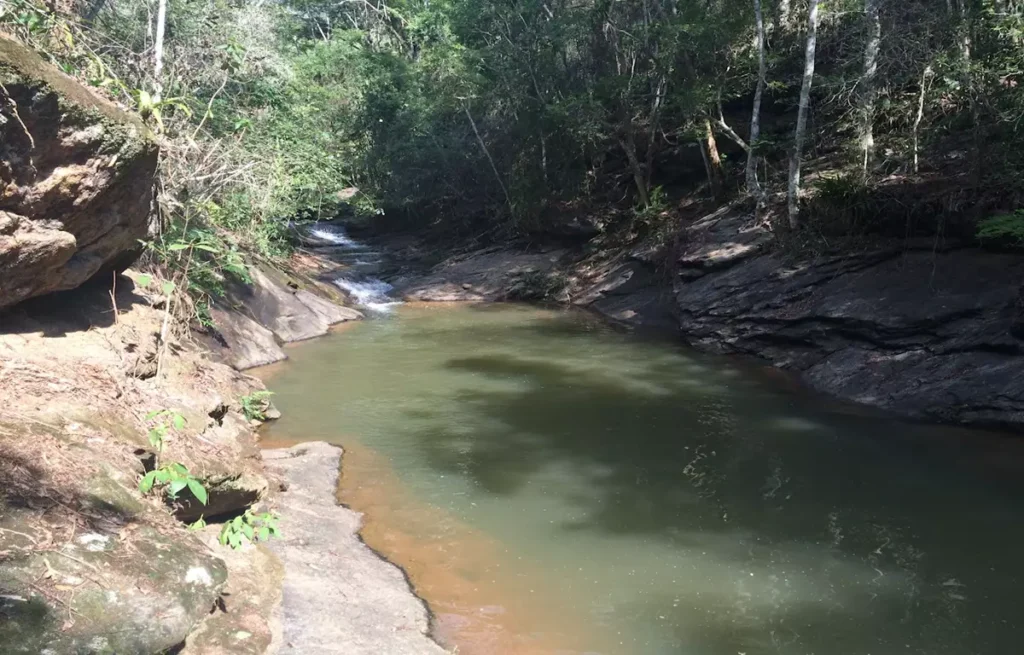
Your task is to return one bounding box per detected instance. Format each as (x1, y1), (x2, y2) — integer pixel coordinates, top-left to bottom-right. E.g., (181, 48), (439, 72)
(675, 215), (1024, 428)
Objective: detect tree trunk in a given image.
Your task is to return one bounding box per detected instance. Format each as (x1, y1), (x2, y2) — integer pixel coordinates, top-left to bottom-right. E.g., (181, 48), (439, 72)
(958, 0), (981, 184)
(777, 0), (792, 30)
(153, 0), (167, 101)
(747, 0), (767, 207)
(704, 118), (723, 199)
(619, 128), (650, 208)
(787, 0), (820, 229)
(859, 0), (881, 181)
(465, 104), (515, 217)
(912, 65), (933, 174)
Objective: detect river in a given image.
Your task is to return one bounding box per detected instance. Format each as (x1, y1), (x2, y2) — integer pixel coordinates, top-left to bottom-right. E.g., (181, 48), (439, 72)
(258, 302), (1024, 655)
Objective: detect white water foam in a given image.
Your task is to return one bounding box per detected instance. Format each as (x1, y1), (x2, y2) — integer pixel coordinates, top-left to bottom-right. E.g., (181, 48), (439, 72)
(309, 226), (357, 247)
(333, 277), (401, 313)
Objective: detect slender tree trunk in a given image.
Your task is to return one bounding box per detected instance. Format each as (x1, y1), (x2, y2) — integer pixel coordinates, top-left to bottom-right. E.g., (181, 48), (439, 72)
(464, 104), (514, 217)
(777, 0), (792, 30)
(747, 0), (767, 206)
(153, 0), (167, 101)
(619, 127), (650, 207)
(859, 0), (881, 181)
(704, 118), (723, 199)
(957, 0), (981, 184)
(912, 65), (933, 174)
(787, 0), (820, 229)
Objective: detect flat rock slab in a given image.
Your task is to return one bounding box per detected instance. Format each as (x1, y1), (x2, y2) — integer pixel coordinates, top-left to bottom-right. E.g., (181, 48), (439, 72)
(263, 442), (446, 655)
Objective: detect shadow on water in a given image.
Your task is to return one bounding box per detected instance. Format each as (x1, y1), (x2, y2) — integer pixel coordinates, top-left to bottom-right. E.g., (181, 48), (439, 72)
(263, 304), (1024, 654)
(398, 315), (1023, 652)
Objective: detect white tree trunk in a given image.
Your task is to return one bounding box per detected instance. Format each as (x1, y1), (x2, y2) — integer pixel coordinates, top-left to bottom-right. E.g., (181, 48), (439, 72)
(747, 0), (767, 205)
(778, 0), (792, 30)
(912, 65), (933, 174)
(859, 0), (881, 180)
(787, 0), (820, 229)
(153, 0), (167, 101)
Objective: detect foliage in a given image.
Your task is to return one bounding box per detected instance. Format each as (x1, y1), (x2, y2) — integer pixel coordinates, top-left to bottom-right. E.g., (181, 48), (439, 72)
(240, 390), (275, 422)
(139, 462), (209, 506)
(978, 211), (1024, 245)
(219, 509), (281, 549)
(144, 408), (187, 454)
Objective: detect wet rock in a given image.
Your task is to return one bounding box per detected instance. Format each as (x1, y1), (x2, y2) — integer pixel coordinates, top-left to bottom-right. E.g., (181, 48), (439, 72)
(0, 35), (158, 310)
(263, 442), (446, 655)
(294, 289), (363, 325)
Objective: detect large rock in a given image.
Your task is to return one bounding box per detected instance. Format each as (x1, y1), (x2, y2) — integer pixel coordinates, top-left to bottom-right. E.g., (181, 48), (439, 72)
(264, 442), (446, 655)
(0, 35), (157, 310)
(674, 210), (1024, 428)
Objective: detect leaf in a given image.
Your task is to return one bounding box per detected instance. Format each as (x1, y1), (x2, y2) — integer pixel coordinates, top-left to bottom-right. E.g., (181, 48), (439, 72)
(145, 409), (165, 420)
(167, 479), (187, 498)
(171, 462), (189, 475)
(241, 523), (255, 541)
(172, 414), (186, 430)
(139, 472), (157, 494)
(219, 527), (229, 546)
(167, 243), (191, 251)
(137, 274), (153, 288)
(194, 244), (221, 253)
(257, 526), (270, 542)
(187, 479), (208, 505)
(161, 281), (177, 295)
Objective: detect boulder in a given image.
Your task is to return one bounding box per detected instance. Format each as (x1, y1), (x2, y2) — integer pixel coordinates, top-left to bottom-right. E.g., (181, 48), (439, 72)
(0, 35), (158, 310)
(209, 305), (288, 370)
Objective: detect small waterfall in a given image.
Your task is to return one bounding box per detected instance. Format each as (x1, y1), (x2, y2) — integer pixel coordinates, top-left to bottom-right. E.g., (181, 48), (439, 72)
(306, 224), (401, 313)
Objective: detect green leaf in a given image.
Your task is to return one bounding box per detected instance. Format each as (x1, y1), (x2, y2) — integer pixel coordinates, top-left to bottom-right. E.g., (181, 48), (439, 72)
(161, 281), (177, 295)
(257, 526), (270, 542)
(219, 527), (229, 546)
(241, 523), (255, 540)
(137, 274), (153, 288)
(167, 479), (187, 498)
(194, 244), (221, 253)
(139, 472), (157, 494)
(172, 414), (186, 430)
(167, 243), (191, 251)
(187, 479), (208, 505)
(171, 463), (189, 475)
(145, 409), (165, 420)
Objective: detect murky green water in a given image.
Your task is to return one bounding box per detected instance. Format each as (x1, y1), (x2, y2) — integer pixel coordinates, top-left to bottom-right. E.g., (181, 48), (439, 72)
(260, 303), (1024, 655)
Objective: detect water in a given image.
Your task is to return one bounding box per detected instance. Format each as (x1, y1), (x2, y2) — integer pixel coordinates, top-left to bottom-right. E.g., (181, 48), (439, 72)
(258, 303), (1024, 655)
(305, 223), (401, 312)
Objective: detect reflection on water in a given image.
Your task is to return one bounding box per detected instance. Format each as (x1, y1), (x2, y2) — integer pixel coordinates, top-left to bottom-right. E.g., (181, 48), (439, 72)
(259, 303), (1024, 655)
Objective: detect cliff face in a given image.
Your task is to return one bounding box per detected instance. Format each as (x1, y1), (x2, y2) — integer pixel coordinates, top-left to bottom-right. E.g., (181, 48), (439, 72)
(0, 35), (158, 310)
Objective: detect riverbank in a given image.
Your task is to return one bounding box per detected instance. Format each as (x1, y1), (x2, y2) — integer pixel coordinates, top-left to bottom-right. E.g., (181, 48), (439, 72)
(385, 203), (1024, 431)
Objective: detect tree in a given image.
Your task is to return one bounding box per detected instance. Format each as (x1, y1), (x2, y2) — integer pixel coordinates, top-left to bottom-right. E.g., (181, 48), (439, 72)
(787, 0), (821, 229)
(747, 0), (767, 208)
(858, 0), (881, 180)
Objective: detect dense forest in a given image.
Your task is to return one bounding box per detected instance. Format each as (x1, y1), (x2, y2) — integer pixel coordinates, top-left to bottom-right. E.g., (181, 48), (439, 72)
(4, 0), (1024, 309)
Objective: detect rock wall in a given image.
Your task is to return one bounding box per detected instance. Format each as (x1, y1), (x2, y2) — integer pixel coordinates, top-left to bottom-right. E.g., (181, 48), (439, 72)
(0, 35), (158, 310)
(674, 207), (1024, 429)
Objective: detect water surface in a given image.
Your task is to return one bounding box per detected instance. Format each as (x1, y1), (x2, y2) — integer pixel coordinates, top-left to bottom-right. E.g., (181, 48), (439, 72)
(259, 303), (1024, 655)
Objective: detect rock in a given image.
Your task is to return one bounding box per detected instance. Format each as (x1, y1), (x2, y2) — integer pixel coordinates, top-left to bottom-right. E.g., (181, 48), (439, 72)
(236, 268), (330, 342)
(208, 305), (288, 371)
(0, 35), (158, 310)
(263, 442), (446, 655)
(294, 289), (363, 325)
(674, 218), (1024, 427)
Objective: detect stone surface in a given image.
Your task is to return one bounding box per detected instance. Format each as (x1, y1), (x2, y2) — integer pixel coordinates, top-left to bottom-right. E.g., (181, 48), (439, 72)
(0, 35), (158, 309)
(208, 304), (288, 370)
(295, 288), (364, 325)
(674, 210), (1024, 428)
(398, 247), (565, 302)
(263, 442), (447, 655)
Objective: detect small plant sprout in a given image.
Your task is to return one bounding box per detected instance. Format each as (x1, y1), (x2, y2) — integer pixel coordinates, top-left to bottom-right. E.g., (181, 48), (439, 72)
(188, 516), (207, 532)
(145, 409), (187, 454)
(139, 462), (208, 506)
(219, 509), (281, 549)
(240, 390), (275, 422)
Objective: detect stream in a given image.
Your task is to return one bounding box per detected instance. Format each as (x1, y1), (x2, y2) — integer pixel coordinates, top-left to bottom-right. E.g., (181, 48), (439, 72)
(258, 301), (1024, 655)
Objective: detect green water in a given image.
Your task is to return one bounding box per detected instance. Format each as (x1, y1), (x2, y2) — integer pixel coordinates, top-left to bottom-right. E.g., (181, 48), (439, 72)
(261, 303), (1024, 655)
